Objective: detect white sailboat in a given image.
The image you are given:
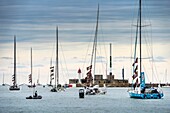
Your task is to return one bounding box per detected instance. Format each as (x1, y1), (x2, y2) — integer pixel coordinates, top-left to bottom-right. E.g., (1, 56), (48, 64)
(51, 26), (64, 92)
(9, 35), (20, 90)
(84, 4), (106, 95)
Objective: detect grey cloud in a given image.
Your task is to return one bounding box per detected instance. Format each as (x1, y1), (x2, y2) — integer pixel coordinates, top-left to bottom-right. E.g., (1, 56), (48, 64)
(1, 57), (12, 60)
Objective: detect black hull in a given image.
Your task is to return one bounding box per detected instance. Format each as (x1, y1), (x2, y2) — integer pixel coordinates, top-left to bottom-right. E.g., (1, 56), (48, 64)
(9, 86), (20, 90)
(47, 84), (53, 87)
(28, 85), (36, 88)
(26, 95), (42, 99)
(51, 88), (58, 92)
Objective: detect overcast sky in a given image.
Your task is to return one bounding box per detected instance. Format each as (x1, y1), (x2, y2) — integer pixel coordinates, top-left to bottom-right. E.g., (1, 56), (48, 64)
(0, 0), (170, 85)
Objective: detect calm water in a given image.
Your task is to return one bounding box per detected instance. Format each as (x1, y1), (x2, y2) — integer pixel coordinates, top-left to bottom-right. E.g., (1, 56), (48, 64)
(0, 85), (169, 113)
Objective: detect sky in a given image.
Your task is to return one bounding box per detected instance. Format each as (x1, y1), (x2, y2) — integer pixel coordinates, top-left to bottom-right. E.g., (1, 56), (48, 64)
(0, 0), (170, 85)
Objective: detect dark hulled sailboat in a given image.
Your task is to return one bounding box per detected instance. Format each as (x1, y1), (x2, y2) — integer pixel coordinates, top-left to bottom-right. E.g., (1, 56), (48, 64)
(28, 48), (36, 88)
(51, 27), (59, 92)
(9, 35), (20, 90)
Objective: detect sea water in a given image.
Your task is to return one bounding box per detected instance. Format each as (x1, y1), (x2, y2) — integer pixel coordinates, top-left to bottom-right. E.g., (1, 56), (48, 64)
(0, 85), (169, 113)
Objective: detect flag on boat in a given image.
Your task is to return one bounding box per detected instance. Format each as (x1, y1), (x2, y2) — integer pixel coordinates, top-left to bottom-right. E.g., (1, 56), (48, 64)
(133, 78), (139, 88)
(12, 74), (15, 81)
(132, 57), (138, 80)
(86, 65), (92, 70)
(86, 70), (92, 75)
(50, 73), (54, 77)
(50, 66), (54, 72)
(132, 57), (138, 66)
(28, 74), (32, 83)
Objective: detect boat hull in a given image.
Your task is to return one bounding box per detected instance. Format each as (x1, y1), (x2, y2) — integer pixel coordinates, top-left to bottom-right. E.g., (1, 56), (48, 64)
(51, 88), (58, 92)
(28, 85), (36, 88)
(9, 86), (20, 90)
(26, 95), (42, 99)
(129, 92), (163, 99)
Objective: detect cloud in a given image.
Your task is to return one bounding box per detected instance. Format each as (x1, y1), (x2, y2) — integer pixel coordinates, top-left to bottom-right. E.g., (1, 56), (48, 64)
(153, 56), (166, 62)
(34, 64), (44, 67)
(1, 57), (12, 60)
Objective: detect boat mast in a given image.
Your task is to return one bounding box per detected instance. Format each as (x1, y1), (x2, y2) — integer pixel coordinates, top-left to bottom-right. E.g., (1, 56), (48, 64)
(139, 0), (142, 77)
(37, 68), (40, 84)
(56, 26), (59, 86)
(109, 43), (112, 81)
(14, 35), (16, 86)
(31, 47), (33, 86)
(90, 4), (99, 84)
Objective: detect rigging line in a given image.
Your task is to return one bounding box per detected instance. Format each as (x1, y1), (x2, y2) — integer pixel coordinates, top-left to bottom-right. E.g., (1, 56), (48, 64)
(59, 59), (67, 84)
(131, 4), (140, 86)
(130, 1), (137, 81)
(98, 14), (108, 65)
(81, 23), (96, 74)
(59, 41), (70, 77)
(96, 47), (106, 75)
(81, 38), (94, 79)
(82, 37), (94, 66)
(50, 34), (56, 65)
(131, 0), (140, 86)
(143, 65), (150, 83)
(152, 59), (159, 82)
(143, 2), (155, 83)
(90, 4), (99, 66)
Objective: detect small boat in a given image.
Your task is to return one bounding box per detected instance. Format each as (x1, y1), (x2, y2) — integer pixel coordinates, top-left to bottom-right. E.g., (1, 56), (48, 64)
(9, 85), (20, 90)
(26, 90), (42, 99)
(26, 95), (42, 99)
(85, 85), (107, 95)
(28, 84), (36, 88)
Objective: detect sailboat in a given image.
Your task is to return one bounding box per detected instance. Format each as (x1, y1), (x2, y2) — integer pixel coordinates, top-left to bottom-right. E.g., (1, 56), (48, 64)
(128, 0), (163, 99)
(50, 26), (64, 92)
(28, 48), (36, 88)
(26, 85), (42, 99)
(9, 35), (20, 90)
(84, 4), (106, 95)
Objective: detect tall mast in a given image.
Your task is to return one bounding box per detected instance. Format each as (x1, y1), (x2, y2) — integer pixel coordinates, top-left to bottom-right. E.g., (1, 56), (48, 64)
(50, 58), (53, 85)
(14, 35), (16, 86)
(56, 26), (59, 86)
(31, 47), (32, 86)
(90, 4), (99, 84)
(139, 0), (142, 77)
(109, 43), (112, 76)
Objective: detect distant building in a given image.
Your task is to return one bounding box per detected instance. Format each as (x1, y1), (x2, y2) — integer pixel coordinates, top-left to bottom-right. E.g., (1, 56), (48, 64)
(69, 74), (129, 87)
